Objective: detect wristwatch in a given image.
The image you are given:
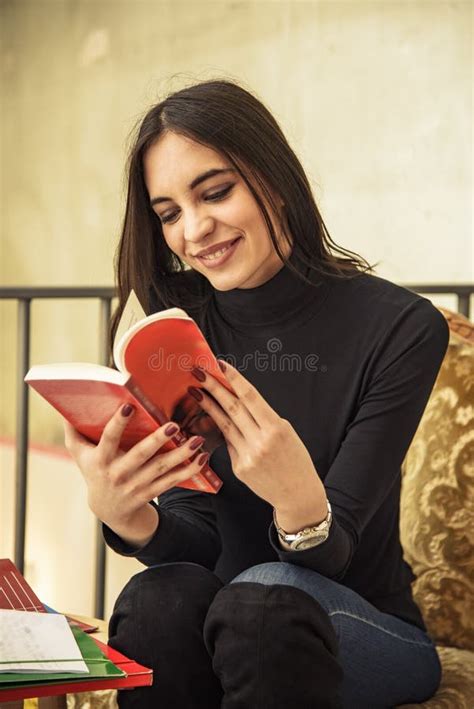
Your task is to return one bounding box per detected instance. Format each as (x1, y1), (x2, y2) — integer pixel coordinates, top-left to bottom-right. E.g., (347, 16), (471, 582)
(273, 500), (332, 551)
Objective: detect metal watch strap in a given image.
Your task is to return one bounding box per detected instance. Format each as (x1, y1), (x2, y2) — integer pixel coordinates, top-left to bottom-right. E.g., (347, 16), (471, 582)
(273, 500), (332, 547)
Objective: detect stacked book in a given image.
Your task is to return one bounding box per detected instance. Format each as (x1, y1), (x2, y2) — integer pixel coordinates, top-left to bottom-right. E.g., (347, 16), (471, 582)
(0, 559), (152, 703)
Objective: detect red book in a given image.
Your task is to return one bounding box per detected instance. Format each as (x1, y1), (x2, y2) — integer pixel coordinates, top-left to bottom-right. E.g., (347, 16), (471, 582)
(24, 290), (232, 494)
(0, 559), (98, 633)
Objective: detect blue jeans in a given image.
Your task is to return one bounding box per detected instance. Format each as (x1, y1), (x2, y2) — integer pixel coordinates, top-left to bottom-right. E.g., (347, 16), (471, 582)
(231, 562), (441, 708)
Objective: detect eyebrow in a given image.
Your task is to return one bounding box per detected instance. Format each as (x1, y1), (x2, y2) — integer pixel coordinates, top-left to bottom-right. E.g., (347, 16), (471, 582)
(149, 168), (237, 207)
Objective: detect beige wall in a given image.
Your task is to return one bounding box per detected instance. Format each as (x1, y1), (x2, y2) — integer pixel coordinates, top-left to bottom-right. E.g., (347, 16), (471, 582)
(1, 0), (472, 616)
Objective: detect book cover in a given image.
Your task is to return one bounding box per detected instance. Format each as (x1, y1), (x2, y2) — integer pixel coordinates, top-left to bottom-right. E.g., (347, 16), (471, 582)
(0, 559), (96, 633)
(24, 290), (232, 494)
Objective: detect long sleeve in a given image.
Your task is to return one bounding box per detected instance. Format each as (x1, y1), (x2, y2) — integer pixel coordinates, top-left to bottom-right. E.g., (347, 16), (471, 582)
(103, 484), (222, 570)
(268, 298), (449, 579)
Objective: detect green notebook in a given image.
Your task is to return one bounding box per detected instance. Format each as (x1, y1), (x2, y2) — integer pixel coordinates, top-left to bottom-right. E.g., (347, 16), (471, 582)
(0, 624), (125, 687)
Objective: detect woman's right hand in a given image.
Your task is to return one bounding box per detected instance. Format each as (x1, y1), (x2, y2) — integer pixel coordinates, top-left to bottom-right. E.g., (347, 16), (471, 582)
(63, 403), (209, 545)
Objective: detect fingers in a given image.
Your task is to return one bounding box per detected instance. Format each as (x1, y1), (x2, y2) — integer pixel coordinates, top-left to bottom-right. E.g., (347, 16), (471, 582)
(188, 386), (241, 450)
(63, 419), (95, 458)
(122, 434), (210, 499)
(119, 428), (206, 484)
(186, 365), (250, 446)
(189, 362), (277, 442)
(215, 360), (280, 425)
(117, 420), (183, 472)
(97, 403), (136, 460)
(146, 447), (211, 500)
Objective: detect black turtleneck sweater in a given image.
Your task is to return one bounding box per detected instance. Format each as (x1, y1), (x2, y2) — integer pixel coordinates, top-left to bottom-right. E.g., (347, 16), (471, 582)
(104, 259), (449, 630)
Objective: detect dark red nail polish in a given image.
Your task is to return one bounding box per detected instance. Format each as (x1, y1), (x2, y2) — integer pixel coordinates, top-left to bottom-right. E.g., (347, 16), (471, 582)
(189, 436), (205, 450)
(191, 367), (206, 382)
(188, 386), (203, 402)
(197, 452), (209, 466)
(164, 423), (179, 436)
(218, 360), (226, 373)
(121, 404), (134, 417)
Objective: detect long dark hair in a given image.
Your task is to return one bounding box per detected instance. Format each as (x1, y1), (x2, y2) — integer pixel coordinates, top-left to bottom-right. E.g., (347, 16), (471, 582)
(110, 79), (376, 349)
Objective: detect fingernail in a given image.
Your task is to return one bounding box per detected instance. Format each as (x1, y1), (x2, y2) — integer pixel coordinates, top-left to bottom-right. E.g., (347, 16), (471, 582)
(197, 452), (209, 466)
(191, 367), (206, 382)
(217, 360), (226, 373)
(121, 404), (134, 417)
(188, 386), (203, 402)
(164, 423), (179, 436)
(189, 436), (205, 450)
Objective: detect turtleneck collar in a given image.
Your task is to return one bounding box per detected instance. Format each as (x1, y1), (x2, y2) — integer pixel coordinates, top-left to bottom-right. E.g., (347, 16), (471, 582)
(211, 250), (332, 336)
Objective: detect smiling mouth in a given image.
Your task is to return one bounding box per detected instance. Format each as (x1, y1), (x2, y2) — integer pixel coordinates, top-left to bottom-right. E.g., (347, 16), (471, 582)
(197, 237), (241, 261)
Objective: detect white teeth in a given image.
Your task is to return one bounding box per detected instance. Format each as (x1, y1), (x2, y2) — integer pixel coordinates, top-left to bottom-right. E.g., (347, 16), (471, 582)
(200, 243), (234, 260)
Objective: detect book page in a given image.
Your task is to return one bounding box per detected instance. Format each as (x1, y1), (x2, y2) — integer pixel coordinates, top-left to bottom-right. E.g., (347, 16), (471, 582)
(113, 289), (147, 364)
(0, 609), (89, 674)
(113, 289), (191, 373)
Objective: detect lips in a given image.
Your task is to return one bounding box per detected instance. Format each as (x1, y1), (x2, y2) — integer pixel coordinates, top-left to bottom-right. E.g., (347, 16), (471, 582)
(194, 237), (240, 258)
(195, 236), (242, 268)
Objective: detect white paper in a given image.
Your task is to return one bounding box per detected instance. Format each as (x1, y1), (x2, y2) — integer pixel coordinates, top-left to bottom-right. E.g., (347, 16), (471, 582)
(112, 287), (191, 372)
(112, 289), (147, 364)
(0, 609), (89, 673)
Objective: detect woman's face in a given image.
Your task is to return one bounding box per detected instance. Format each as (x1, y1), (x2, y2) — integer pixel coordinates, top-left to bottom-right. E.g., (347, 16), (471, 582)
(143, 131), (291, 291)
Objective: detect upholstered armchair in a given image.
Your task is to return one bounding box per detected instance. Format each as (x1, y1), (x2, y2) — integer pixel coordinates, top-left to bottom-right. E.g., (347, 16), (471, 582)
(399, 307), (474, 708)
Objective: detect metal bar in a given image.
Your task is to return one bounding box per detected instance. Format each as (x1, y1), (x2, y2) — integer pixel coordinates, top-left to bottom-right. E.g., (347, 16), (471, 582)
(457, 294), (470, 319)
(99, 298), (113, 367)
(93, 297), (113, 619)
(14, 299), (31, 574)
(0, 287), (115, 300)
(402, 284), (474, 296)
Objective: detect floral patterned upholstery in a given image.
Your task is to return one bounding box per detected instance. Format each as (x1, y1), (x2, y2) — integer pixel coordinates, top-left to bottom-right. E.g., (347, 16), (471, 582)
(398, 307), (474, 707)
(67, 690), (118, 708)
(68, 310), (474, 708)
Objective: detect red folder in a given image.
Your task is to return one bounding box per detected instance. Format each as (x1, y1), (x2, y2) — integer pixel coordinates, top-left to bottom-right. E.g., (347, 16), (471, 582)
(0, 559), (153, 701)
(0, 637), (153, 702)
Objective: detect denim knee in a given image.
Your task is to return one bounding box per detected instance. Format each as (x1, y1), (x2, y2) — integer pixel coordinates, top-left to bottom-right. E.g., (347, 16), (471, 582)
(230, 560), (321, 586)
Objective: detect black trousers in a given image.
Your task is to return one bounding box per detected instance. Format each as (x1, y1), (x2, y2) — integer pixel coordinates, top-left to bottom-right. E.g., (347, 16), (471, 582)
(108, 562), (342, 709)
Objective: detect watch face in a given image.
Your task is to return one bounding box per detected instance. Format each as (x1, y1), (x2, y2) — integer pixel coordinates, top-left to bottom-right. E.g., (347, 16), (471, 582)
(293, 533), (328, 551)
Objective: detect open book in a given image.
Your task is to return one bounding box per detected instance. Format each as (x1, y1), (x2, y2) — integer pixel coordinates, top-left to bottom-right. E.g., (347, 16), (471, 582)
(24, 290), (230, 493)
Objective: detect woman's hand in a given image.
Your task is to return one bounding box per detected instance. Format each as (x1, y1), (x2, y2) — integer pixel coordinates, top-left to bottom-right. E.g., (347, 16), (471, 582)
(63, 404), (209, 543)
(188, 362), (327, 520)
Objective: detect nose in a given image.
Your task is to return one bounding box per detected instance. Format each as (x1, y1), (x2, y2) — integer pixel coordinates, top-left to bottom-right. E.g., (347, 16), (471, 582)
(183, 209), (215, 254)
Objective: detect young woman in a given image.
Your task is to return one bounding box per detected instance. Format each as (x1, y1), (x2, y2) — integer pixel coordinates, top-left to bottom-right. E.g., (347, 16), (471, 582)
(64, 79), (448, 708)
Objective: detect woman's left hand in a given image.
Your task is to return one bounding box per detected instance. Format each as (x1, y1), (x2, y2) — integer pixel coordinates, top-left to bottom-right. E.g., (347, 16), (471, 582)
(188, 361), (327, 515)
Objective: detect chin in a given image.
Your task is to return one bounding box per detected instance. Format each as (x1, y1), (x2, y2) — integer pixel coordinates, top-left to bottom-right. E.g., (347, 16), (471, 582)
(198, 262), (252, 291)
(206, 274), (246, 291)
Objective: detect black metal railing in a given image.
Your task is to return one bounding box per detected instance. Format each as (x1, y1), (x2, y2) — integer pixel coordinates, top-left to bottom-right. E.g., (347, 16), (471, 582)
(1, 283), (472, 618)
(403, 284), (472, 319)
(1, 287), (114, 619)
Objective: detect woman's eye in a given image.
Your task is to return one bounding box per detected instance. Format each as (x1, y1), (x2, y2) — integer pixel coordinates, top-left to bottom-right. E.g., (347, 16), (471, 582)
(160, 211), (179, 225)
(205, 185), (234, 202)
(159, 185), (234, 225)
